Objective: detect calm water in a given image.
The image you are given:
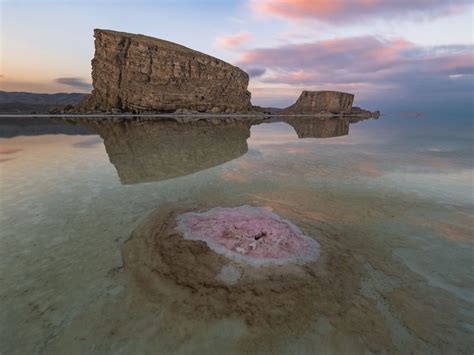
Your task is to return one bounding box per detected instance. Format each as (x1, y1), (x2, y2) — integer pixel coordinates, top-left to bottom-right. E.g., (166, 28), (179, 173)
(0, 115), (473, 354)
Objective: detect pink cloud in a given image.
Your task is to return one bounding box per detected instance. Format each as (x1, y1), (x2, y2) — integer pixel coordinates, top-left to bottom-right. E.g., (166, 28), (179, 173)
(250, 0), (470, 23)
(216, 32), (252, 49)
(239, 36), (474, 104)
(240, 36), (411, 75)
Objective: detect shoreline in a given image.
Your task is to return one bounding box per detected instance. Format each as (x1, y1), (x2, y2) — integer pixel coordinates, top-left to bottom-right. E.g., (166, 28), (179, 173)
(0, 112), (381, 118)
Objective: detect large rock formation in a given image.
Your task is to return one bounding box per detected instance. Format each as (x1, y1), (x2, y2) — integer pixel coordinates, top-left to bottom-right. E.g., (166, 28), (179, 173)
(78, 29), (252, 113)
(282, 91), (354, 114)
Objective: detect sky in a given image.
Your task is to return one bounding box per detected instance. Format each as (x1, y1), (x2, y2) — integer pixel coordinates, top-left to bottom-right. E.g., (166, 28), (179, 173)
(1, 0), (473, 113)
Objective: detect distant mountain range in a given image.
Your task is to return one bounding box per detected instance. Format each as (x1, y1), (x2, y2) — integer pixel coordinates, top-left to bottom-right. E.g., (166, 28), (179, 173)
(0, 91), (86, 113)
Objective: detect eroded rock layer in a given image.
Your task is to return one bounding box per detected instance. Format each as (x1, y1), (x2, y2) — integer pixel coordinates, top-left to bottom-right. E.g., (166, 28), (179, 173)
(79, 29), (252, 113)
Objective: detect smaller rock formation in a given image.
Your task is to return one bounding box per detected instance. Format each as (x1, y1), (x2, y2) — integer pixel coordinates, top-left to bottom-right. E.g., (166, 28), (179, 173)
(350, 106), (380, 119)
(281, 90), (379, 117)
(282, 91), (354, 114)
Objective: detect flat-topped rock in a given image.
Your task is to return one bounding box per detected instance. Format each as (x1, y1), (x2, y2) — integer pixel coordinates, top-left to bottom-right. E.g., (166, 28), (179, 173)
(77, 29), (252, 113)
(282, 91), (354, 114)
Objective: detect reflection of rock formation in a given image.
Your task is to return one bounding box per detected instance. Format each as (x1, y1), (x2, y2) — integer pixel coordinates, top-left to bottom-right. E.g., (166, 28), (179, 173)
(77, 29), (252, 113)
(78, 117), (259, 184)
(282, 116), (349, 138)
(282, 115), (376, 139)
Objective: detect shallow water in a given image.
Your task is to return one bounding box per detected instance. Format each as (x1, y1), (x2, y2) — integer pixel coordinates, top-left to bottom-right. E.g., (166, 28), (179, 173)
(0, 115), (473, 354)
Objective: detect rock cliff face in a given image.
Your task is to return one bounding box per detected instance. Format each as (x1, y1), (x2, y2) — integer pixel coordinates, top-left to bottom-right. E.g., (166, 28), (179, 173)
(79, 29), (252, 113)
(282, 91), (354, 114)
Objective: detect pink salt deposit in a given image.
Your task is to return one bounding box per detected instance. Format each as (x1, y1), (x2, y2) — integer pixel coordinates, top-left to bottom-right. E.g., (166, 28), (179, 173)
(176, 205), (320, 264)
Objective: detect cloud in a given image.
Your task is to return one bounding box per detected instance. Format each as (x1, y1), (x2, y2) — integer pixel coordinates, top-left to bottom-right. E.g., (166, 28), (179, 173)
(239, 36), (474, 110)
(54, 77), (92, 91)
(250, 0), (470, 23)
(240, 37), (413, 76)
(246, 67), (267, 77)
(216, 32), (252, 49)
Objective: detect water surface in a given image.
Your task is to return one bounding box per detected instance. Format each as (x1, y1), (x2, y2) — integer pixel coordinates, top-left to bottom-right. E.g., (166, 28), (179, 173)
(0, 114), (472, 354)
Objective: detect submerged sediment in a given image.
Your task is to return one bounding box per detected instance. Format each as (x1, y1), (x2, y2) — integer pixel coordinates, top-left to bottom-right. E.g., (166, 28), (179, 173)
(121, 202), (471, 353)
(122, 204), (396, 352)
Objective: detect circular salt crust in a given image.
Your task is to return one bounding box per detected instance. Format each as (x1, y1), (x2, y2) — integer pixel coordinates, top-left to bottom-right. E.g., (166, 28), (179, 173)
(175, 205), (320, 265)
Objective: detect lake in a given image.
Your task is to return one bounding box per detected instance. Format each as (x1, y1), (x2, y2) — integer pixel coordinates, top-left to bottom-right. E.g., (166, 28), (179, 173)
(0, 114), (472, 354)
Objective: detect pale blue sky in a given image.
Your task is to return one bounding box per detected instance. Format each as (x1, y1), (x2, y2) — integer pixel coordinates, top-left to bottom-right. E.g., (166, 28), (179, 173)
(1, 0), (473, 111)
